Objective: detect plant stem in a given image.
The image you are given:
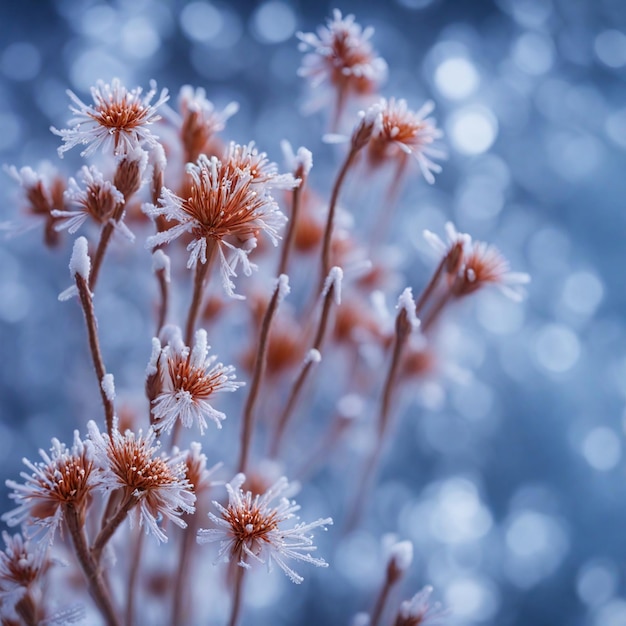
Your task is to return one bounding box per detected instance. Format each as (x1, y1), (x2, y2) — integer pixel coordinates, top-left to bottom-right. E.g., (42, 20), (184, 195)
(64, 504), (120, 626)
(184, 242), (216, 346)
(170, 517), (197, 626)
(227, 564), (246, 626)
(370, 574), (394, 626)
(238, 279), (285, 474)
(75, 274), (115, 436)
(271, 282), (336, 458)
(125, 527), (144, 626)
(319, 148), (357, 290)
(89, 201), (126, 292)
(277, 174), (304, 277)
(92, 494), (136, 564)
(155, 267), (169, 336)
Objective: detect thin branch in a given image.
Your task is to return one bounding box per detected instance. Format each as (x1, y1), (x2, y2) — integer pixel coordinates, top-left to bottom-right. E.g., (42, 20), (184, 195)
(91, 494), (136, 564)
(228, 564), (246, 626)
(170, 517), (197, 626)
(184, 242), (216, 346)
(75, 274), (115, 436)
(277, 175), (304, 277)
(155, 267), (169, 337)
(319, 148), (358, 289)
(89, 201), (126, 292)
(238, 277), (286, 474)
(64, 504), (120, 626)
(125, 527), (144, 626)
(271, 280), (337, 458)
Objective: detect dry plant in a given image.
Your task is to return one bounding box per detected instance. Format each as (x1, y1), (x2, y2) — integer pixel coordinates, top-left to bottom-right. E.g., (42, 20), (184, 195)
(1, 10), (528, 626)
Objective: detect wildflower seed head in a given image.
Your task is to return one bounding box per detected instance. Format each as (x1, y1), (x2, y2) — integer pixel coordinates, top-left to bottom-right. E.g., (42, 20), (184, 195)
(368, 98), (445, 184)
(87, 421), (195, 542)
(152, 327), (243, 435)
(52, 78), (168, 158)
(2, 432), (94, 542)
(145, 149), (289, 297)
(113, 146), (149, 199)
(297, 10), (387, 98)
(454, 240), (531, 301)
(0, 532), (48, 596)
(198, 473), (333, 584)
(53, 165), (124, 235)
(178, 85), (239, 161)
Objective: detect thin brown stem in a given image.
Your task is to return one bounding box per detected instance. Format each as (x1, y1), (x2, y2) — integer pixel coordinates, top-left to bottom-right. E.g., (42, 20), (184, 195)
(320, 148), (357, 289)
(414, 256), (447, 317)
(238, 278), (285, 474)
(378, 310), (411, 437)
(420, 287), (454, 334)
(271, 281), (337, 458)
(75, 274), (115, 436)
(92, 494), (136, 564)
(170, 517), (197, 626)
(89, 202), (126, 292)
(125, 527), (144, 626)
(184, 242), (216, 346)
(64, 504), (120, 626)
(370, 575), (394, 626)
(14, 591), (38, 626)
(155, 268), (169, 336)
(227, 564), (246, 626)
(277, 176), (304, 277)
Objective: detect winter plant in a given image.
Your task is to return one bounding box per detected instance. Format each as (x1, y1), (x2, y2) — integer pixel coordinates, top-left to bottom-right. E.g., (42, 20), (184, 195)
(1, 10), (528, 626)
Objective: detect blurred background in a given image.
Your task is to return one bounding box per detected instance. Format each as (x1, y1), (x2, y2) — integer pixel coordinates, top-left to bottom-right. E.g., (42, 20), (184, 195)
(1, 0), (626, 625)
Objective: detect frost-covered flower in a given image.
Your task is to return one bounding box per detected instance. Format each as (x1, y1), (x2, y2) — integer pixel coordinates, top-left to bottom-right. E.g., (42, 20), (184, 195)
(87, 421), (195, 543)
(395, 586), (448, 626)
(178, 86), (239, 161)
(145, 147), (292, 297)
(51, 78), (168, 157)
(51, 165), (123, 234)
(0, 532), (48, 599)
(454, 240), (530, 301)
(298, 10), (387, 110)
(182, 442), (221, 495)
(197, 473), (332, 583)
(151, 328), (242, 435)
(368, 98), (445, 184)
(3, 163), (66, 247)
(2, 432), (94, 543)
(424, 222), (529, 300)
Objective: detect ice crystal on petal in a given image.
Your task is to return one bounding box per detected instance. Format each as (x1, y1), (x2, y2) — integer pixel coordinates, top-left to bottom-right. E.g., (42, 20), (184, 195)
(87, 421), (195, 543)
(51, 78), (168, 157)
(151, 328), (242, 435)
(2, 432), (94, 543)
(197, 473), (332, 584)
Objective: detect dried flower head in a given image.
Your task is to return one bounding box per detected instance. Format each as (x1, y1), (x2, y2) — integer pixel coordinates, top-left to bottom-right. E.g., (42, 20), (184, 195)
(4, 163), (66, 247)
(368, 98), (445, 184)
(0, 532), (48, 598)
(453, 240), (530, 301)
(52, 78), (168, 157)
(394, 586), (448, 626)
(197, 473), (332, 583)
(2, 432), (94, 542)
(182, 442), (221, 496)
(87, 421), (195, 543)
(178, 86), (239, 162)
(298, 10), (387, 116)
(51, 165), (124, 234)
(151, 328), (243, 435)
(423, 222), (471, 279)
(145, 147), (292, 297)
